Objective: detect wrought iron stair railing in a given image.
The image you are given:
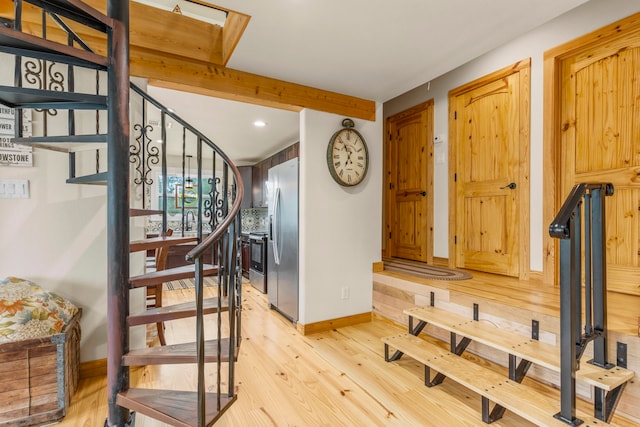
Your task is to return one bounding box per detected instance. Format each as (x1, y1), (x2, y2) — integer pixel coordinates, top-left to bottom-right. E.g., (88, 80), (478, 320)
(120, 79), (244, 427)
(548, 183), (626, 425)
(0, 1), (243, 426)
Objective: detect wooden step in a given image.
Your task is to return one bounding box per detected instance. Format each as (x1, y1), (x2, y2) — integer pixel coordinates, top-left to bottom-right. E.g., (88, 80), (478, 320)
(404, 305), (635, 391)
(117, 388), (236, 427)
(24, 0), (113, 32)
(127, 297), (228, 327)
(130, 208), (164, 217)
(122, 338), (233, 366)
(65, 171), (107, 185)
(130, 236), (198, 253)
(0, 86), (107, 110)
(129, 264), (218, 288)
(13, 134), (108, 153)
(0, 26), (108, 70)
(382, 333), (612, 427)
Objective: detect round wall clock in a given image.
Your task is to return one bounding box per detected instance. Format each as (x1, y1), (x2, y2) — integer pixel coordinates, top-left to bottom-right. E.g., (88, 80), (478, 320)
(326, 118), (369, 186)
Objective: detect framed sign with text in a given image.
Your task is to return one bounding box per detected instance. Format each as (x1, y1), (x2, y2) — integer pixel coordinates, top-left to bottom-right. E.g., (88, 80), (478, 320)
(0, 104), (32, 167)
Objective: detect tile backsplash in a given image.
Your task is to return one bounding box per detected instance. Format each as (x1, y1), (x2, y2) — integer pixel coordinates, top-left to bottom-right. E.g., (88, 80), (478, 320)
(241, 208), (268, 233)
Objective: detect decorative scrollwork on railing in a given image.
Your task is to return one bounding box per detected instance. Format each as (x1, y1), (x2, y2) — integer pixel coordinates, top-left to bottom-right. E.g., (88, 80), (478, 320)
(24, 59), (64, 116)
(204, 176), (225, 231)
(204, 177), (215, 229)
(129, 123), (159, 186)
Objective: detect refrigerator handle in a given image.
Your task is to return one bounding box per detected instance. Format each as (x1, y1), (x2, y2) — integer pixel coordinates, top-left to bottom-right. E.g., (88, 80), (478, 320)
(269, 215), (273, 240)
(273, 187), (281, 265)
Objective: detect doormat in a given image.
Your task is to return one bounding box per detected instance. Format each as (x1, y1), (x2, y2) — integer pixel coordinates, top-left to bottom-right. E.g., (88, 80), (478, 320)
(383, 258), (472, 281)
(163, 277), (217, 290)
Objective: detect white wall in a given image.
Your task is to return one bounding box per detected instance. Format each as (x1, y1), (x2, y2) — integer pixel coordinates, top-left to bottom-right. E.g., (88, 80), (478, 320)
(384, 0), (640, 272)
(0, 149), (110, 360)
(299, 106), (382, 325)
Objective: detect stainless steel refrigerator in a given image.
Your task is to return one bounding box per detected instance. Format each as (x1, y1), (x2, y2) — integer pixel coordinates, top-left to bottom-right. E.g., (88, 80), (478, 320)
(267, 158), (299, 322)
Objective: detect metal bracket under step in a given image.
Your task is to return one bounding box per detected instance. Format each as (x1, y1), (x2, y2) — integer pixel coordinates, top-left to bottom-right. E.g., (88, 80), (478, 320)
(104, 411), (136, 427)
(593, 342), (629, 423)
(385, 317), (427, 362)
(424, 333), (472, 388)
(66, 171), (107, 185)
(482, 397), (508, 424)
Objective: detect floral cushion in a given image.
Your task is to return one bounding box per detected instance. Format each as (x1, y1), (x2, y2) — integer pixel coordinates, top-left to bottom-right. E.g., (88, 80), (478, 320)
(0, 277), (79, 343)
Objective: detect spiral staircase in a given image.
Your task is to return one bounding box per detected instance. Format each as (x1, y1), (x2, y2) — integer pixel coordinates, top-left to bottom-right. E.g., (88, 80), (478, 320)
(0, 1), (243, 425)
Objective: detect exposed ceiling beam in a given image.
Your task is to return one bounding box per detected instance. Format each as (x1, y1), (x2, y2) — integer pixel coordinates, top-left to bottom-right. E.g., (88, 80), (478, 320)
(138, 52), (376, 121)
(1, 0), (376, 120)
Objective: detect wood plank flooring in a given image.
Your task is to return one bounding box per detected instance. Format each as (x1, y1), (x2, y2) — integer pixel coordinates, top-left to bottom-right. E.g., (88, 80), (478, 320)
(57, 284), (639, 426)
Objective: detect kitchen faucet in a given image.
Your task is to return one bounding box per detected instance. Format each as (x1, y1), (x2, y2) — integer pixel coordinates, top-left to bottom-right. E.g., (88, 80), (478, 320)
(184, 210), (196, 231)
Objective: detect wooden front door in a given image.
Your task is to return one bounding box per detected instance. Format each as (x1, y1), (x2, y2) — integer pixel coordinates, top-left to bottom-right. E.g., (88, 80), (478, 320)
(449, 60), (530, 278)
(559, 37), (640, 295)
(385, 101), (434, 263)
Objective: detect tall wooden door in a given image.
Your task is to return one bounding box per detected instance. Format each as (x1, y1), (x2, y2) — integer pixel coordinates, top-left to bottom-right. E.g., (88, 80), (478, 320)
(450, 60), (530, 277)
(385, 101), (434, 263)
(559, 39), (640, 295)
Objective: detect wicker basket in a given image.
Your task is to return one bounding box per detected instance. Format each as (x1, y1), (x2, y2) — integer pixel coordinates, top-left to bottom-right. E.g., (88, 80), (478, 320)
(0, 310), (81, 426)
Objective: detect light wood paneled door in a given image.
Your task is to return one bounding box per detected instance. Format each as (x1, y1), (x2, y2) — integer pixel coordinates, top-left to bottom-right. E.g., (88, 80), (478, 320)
(449, 60), (530, 278)
(385, 101), (434, 263)
(558, 33), (640, 295)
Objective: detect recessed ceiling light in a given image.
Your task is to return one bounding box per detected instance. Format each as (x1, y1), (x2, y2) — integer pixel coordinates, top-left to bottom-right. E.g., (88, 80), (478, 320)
(254, 120), (267, 127)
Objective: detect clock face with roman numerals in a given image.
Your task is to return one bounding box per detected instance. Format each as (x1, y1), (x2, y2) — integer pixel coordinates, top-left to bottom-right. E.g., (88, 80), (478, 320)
(326, 120), (369, 187)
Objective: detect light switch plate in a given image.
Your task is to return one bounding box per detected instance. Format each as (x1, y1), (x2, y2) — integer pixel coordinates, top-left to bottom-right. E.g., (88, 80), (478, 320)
(0, 179), (30, 198)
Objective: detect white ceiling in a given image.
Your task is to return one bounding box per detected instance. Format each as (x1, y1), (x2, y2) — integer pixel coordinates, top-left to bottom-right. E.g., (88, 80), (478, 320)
(148, 85), (300, 165)
(149, 0), (590, 164)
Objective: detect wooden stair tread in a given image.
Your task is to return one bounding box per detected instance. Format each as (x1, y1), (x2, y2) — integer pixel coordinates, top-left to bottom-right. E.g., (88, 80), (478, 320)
(0, 85), (107, 110)
(382, 333), (613, 427)
(117, 388), (236, 427)
(123, 338), (233, 365)
(130, 208), (164, 217)
(24, 0), (113, 31)
(405, 305), (634, 391)
(129, 264), (218, 288)
(128, 297), (228, 326)
(0, 26), (108, 70)
(130, 236), (199, 252)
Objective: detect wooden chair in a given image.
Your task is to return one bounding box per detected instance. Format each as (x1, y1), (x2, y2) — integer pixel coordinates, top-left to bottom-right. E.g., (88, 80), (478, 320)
(147, 228), (172, 346)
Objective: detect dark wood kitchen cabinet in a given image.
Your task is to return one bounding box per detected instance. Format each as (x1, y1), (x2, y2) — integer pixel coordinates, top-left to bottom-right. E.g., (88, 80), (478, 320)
(252, 160), (266, 208)
(252, 142), (299, 208)
(285, 142), (298, 161)
(239, 166), (253, 208)
(241, 236), (250, 278)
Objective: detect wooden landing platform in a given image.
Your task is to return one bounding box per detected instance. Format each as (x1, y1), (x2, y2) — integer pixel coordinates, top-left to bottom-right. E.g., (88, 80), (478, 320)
(373, 267), (640, 422)
(374, 267), (639, 336)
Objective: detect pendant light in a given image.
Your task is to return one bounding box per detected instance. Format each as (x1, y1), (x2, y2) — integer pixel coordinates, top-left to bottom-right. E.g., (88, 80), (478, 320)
(185, 155), (194, 189)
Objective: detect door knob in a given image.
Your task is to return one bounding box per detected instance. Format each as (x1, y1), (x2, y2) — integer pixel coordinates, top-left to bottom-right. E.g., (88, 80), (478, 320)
(500, 182), (517, 190)
(420, 191), (426, 196)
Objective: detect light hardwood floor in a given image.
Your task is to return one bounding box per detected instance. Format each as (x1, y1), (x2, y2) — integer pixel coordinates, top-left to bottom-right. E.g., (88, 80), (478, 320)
(59, 284), (638, 426)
